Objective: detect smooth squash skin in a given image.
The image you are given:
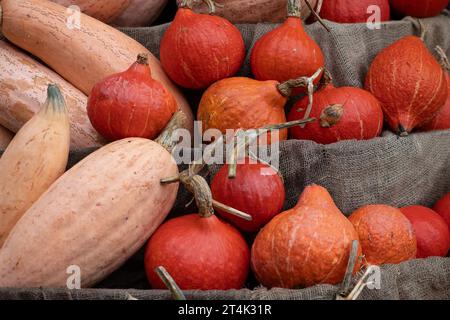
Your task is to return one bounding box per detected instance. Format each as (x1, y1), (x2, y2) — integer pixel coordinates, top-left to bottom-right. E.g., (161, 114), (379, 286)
(176, 0), (318, 23)
(1, 0), (194, 134)
(0, 85), (70, 248)
(113, 0), (168, 27)
(0, 138), (179, 288)
(0, 40), (104, 150)
(50, 0), (131, 23)
(0, 126), (13, 150)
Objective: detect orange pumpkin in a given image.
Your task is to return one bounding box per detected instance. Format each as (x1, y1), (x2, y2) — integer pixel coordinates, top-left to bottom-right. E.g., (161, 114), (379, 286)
(349, 204), (417, 265)
(197, 76), (314, 143)
(251, 185), (361, 288)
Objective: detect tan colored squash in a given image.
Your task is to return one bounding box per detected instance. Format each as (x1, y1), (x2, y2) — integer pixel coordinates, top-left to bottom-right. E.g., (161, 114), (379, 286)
(113, 0), (168, 27)
(0, 126), (13, 150)
(0, 40), (104, 150)
(1, 0), (194, 134)
(50, 0), (131, 23)
(175, 0), (318, 23)
(0, 137), (179, 288)
(0, 85), (70, 247)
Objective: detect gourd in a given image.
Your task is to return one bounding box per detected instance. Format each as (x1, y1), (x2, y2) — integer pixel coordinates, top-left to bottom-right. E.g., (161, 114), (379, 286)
(349, 204), (417, 265)
(176, 0), (318, 23)
(87, 54), (177, 141)
(0, 40), (103, 150)
(160, 0), (245, 89)
(389, 0), (449, 18)
(319, 0), (390, 23)
(0, 85), (70, 247)
(251, 185), (361, 288)
(400, 206), (450, 258)
(433, 193), (450, 231)
(113, 0), (168, 27)
(0, 0), (194, 134)
(288, 86), (384, 144)
(0, 126), (13, 150)
(50, 0), (131, 23)
(250, 0), (325, 95)
(365, 36), (448, 135)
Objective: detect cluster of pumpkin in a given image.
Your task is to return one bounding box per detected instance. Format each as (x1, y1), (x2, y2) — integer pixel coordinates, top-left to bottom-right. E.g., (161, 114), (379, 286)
(0, 0), (449, 291)
(145, 162), (450, 290)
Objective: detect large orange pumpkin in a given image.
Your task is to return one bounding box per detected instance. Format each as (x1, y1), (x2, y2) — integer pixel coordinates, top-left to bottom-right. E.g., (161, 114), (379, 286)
(251, 185), (361, 288)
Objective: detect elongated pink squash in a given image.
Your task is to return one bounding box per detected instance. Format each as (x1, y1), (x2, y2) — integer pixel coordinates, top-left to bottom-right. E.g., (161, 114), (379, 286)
(0, 85), (70, 247)
(0, 138), (179, 288)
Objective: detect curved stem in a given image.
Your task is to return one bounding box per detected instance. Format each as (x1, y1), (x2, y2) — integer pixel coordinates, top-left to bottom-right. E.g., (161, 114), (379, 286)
(304, 0), (330, 32)
(155, 266), (186, 300)
(435, 46), (450, 73)
(277, 67), (323, 97)
(155, 111), (187, 153)
(179, 171), (214, 218)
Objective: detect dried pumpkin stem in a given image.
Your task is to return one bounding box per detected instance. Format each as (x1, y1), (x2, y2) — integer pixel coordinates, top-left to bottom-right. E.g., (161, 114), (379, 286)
(319, 68), (333, 89)
(177, 170), (253, 221)
(304, 0), (330, 32)
(435, 46), (450, 73)
(136, 53), (149, 65)
(227, 118), (316, 178)
(179, 171), (214, 218)
(179, 0), (216, 14)
(287, 0), (301, 18)
(338, 240), (360, 298)
(277, 67), (323, 97)
(155, 266), (186, 300)
(155, 111), (187, 153)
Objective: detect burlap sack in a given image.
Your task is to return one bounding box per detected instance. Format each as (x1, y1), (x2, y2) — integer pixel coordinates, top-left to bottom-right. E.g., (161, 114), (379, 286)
(0, 14), (449, 300)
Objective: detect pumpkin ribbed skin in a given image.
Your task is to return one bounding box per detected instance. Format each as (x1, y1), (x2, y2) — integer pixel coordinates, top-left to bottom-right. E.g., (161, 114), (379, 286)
(251, 185), (361, 288)
(160, 8), (245, 89)
(420, 74), (450, 131)
(390, 0), (449, 18)
(0, 138), (179, 288)
(0, 40), (103, 150)
(288, 86), (383, 144)
(250, 17), (324, 95)
(145, 214), (250, 290)
(349, 204), (417, 265)
(320, 0), (390, 23)
(0, 126), (13, 150)
(113, 0), (168, 27)
(1, 0), (194, 134)
(211, 159), (286, 232)
(50, 0), (131, 23)
(400, 206), (450, 258)
(176, 0), (318, 23)
(197, 77), (288, 143)
(433, 193), (450, 231)
(365, 36), (448, 134)
(0, 85), (70, 247)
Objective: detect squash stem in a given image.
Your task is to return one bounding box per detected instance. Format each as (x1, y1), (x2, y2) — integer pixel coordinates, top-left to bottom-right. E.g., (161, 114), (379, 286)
(277, 67), (323, 97)
(287, 0), (301, 18)
(136, 53), (149, 65)
(179, 0), (216, 14)
(44, 84), (68, 114)
(156, 111), (187, 153)
(179, 171), (215, 218)
(304, 0), (330, 32)
(155, 266), (186, 300)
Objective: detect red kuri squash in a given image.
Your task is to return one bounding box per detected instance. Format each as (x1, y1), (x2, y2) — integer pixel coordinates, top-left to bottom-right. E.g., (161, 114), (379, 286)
(433, 193), (450, 231)
(211, 158), (285, 233)
(390, 0), (449, 18)
(365, 36), (448, 135)
(320, 0), (390, 23)
(400, 205), (450, 258)
(87, 54), (177, 141)
(160, 0), (245, 89)
(288, 86), (384, 144)
(250, 0), (324, 95)
(251, 185), (361, 288)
